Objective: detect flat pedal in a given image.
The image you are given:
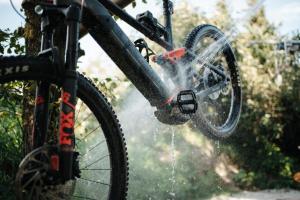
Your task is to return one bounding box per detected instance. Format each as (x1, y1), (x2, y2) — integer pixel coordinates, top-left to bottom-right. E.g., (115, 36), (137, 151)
(177, 90), (198, 114)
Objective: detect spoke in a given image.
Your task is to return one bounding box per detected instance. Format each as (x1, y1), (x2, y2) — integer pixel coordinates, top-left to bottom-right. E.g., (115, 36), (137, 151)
(56, 193), (97, 200)
(207, 99), (223, 126)
(80, 126), (101, 141)
(72, 194), (97, 200)
(45, 190), (65, 200)
(194, 82), (203, 92)
(23, 167), (44, 175)
(81, 154), (110, 169)
(75, 138), (81, 148)
(80, 140), (105, 158)
(75, 101), (84, 125)
(75, 113), (94, 129)
(30, 157), (48, 166)
(23, 171), (40, 190)
(78, 177), (110, 186)
(80, 168), (111, 171)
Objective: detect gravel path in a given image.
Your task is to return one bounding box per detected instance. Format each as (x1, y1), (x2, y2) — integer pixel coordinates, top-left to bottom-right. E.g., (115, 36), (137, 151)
(209, 189), (300, 200)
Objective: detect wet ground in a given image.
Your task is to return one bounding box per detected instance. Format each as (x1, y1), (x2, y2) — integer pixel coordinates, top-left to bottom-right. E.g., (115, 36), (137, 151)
(209, 189), (300, 200)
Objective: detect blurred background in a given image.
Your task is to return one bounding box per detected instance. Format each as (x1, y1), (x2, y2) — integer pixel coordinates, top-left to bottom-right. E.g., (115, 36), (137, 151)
(0, 0), (300, 199)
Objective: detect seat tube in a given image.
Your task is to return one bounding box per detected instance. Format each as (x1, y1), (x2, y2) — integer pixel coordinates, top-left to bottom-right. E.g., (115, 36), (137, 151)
(163, 0), (174, 50)
(59, 3), (81, 181)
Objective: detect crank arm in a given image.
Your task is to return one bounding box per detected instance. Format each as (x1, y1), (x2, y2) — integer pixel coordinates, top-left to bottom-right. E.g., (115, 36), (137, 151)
(200, 61), (227, 79)
(186, 51), (228, 79)
(195, 81), (227, 99)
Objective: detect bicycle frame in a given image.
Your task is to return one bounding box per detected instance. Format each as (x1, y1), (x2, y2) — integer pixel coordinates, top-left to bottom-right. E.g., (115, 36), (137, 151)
(79, 0), (176, 107)
(0, 0), (233, 185)
(97, 0), (174, 50)
(19, 0), (185, 180)
(28, 0), (177, 181)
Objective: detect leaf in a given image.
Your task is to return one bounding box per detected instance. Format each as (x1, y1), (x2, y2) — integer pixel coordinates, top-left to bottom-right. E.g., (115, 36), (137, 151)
(105, 78), (112, 82)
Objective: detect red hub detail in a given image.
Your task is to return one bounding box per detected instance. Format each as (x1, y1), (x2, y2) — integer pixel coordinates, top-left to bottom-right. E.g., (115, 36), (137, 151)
(36, 96), (45, 105)
(50, 155), (59, 171)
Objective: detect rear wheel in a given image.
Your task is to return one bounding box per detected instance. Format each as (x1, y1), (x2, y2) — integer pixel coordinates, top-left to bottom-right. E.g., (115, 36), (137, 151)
(0, 73), (128, 200)
(184, 24), (242, 139)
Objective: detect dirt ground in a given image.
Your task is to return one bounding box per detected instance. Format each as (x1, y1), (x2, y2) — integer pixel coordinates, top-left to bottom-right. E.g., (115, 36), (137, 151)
(209, 189), (300, 200)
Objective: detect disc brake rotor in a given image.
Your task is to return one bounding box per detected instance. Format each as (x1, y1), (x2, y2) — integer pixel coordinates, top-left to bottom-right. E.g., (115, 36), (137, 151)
(15, 146), (74, 200)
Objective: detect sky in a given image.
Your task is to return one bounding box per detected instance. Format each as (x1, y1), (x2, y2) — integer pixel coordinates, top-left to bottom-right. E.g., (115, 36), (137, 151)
(0, 0), (299, 34)
(0, 0), (299, 77)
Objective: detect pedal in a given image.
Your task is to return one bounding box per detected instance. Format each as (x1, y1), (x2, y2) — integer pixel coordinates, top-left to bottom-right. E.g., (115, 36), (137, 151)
(152, 47), (186, 65)
(177, 90), (198, 114)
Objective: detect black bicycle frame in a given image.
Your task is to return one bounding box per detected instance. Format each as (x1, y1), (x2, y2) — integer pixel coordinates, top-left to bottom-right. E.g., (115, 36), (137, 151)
(97, 0), (174, 50)
(74, 0), (175, 107)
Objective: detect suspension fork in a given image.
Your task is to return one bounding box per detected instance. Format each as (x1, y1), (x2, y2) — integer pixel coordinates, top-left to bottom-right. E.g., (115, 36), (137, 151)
(32, 3), (81, 180)
(32, 16), (53, 149)
(59, 4), (81, 181)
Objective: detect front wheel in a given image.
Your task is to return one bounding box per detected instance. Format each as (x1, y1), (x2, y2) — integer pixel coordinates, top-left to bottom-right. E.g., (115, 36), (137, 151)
(183, 24), (242, 139)
(0, 72), (128, 199)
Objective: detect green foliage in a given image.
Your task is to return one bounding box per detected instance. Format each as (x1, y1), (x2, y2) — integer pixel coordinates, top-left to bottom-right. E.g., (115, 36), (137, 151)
(128, 0), (300, 196)
(0, 28), (25, 54)
(0, 28), (25, 199)
(222, 1), (300, 190)
(126, 117), (232, 199)
(0, 82), (24, 199)
(0, 0), (299, 199)
(86, 75), (119, 106)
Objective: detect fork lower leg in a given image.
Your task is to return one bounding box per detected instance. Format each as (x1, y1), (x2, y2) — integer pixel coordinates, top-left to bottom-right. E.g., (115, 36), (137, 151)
(59, 3), (81, 181)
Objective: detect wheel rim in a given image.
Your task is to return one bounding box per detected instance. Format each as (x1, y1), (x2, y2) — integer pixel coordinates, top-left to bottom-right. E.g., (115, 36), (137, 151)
(187, 30), (241, 135)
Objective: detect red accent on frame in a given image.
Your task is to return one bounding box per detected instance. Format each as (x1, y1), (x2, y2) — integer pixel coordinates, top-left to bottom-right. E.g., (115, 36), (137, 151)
(50, 155), (59, 171)
(161, 94), (176, 107)
(164, 47), (186, 64)
(62, 91), (75, 110)
(59, 91), (76, 146)
(36, 96), (45, 105)
(160, 87), (184, 107)
(152, 47), (186, 64)
(59, 111), (74, 145)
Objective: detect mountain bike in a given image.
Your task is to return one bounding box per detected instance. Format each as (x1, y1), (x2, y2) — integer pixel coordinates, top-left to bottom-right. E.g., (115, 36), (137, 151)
(0, 0), (242, 199)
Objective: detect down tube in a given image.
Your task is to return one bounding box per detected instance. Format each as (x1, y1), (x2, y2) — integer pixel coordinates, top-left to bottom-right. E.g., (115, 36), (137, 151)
(81, 0), (171, 107)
